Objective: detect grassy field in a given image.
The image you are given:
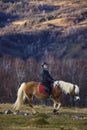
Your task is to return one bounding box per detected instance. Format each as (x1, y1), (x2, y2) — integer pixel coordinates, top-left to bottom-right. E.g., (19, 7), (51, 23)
(0, 104), (87, 130)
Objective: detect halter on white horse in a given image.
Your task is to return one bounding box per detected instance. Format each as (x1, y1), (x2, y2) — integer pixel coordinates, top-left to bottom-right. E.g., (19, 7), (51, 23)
(54, 80), (80, 101)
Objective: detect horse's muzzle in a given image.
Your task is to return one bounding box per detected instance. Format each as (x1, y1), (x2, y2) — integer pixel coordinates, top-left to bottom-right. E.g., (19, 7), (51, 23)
(74, 96), (80, 101)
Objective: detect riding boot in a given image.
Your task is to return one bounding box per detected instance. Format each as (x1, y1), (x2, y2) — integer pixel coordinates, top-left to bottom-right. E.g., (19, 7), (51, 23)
(49, 89), (52, 99)
(49, 95), (52, 99)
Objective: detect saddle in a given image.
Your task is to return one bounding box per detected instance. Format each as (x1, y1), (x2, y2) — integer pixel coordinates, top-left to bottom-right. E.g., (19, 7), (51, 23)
(38, 83), (53, 96)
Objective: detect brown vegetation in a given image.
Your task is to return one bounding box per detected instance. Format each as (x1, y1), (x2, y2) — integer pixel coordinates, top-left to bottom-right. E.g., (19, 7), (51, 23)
(0, 0), (87, 60)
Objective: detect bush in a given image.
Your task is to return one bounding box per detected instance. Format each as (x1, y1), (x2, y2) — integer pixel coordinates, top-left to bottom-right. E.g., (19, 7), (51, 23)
(39, 17), (46, 22)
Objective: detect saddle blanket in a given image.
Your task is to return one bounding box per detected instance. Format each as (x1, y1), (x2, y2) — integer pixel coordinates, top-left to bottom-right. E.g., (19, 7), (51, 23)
(38, 84), (49, 95)
(38, 84), (53, 95)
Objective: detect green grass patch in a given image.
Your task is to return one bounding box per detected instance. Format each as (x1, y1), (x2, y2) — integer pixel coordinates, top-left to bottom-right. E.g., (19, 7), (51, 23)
(0, 104), (87, 130)
(25, 117), (49, 126)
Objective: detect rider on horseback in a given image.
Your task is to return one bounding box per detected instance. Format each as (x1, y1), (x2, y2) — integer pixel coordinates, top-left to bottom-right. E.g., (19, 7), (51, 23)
(41, 62), (54, 98)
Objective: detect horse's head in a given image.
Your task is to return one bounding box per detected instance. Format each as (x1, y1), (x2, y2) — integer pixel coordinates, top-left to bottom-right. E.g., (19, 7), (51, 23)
(74, 85), (80, 101)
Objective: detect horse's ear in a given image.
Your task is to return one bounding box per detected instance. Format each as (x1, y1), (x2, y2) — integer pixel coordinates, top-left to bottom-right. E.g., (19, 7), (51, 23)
(75, 84), (79, 88)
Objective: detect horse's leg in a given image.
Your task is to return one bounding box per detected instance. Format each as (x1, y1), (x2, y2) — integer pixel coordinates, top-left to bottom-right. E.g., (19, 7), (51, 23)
(27, 95), (37, 114)
(53, 101), (58, 113)
(56, 100), (61, 111)
(53, 98), (61, 113)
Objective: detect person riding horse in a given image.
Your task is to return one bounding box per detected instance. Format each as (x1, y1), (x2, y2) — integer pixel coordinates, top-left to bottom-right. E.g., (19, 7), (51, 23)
(40, 62), (54, 97)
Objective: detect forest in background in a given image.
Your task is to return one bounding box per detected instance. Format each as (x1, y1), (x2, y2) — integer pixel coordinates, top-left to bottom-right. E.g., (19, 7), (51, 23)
(0, 55), (87, 107)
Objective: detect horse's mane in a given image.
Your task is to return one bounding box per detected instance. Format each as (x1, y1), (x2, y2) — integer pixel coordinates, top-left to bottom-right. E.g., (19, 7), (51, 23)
(59, 80), (75, 94)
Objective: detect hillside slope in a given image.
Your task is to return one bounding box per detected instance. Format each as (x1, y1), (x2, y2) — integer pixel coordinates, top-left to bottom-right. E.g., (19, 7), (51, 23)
(0, 0), (87, 60)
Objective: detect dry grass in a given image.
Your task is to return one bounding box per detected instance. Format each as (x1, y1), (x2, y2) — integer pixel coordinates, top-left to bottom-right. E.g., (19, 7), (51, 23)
(42, 18), (70, 26)
(12, 20), (29, 26)
(0, 103), (87, 114)
(0, 0), (87, 35)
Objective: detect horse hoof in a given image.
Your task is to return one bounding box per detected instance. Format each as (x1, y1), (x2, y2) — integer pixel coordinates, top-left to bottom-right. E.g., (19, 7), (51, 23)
(53, 109), (57, 113)
(14, 110), (20, 114)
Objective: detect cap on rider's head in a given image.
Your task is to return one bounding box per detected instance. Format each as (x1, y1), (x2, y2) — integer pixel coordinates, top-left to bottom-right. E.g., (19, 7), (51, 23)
(41, 62), (48, 67)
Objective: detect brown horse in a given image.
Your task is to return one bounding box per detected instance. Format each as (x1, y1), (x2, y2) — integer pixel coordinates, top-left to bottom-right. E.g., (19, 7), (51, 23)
(14, 80), (80, 113)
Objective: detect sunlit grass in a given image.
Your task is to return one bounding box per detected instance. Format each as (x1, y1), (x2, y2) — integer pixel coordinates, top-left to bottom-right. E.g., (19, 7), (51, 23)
(0, 0), (87, 35)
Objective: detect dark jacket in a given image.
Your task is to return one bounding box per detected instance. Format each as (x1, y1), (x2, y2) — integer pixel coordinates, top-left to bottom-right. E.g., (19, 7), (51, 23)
(41, 68), (54, 87)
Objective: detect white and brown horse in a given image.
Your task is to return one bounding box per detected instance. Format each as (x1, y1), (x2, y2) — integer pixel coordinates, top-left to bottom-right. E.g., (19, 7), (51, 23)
(14, 80), (80, 113)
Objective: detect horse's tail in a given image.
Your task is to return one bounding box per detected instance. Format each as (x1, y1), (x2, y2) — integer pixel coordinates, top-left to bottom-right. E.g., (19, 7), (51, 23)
(14, 82), (27, 111)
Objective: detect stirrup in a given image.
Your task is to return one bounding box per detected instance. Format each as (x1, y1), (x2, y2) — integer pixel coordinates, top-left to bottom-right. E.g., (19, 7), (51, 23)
(49, 95), (52, 99)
